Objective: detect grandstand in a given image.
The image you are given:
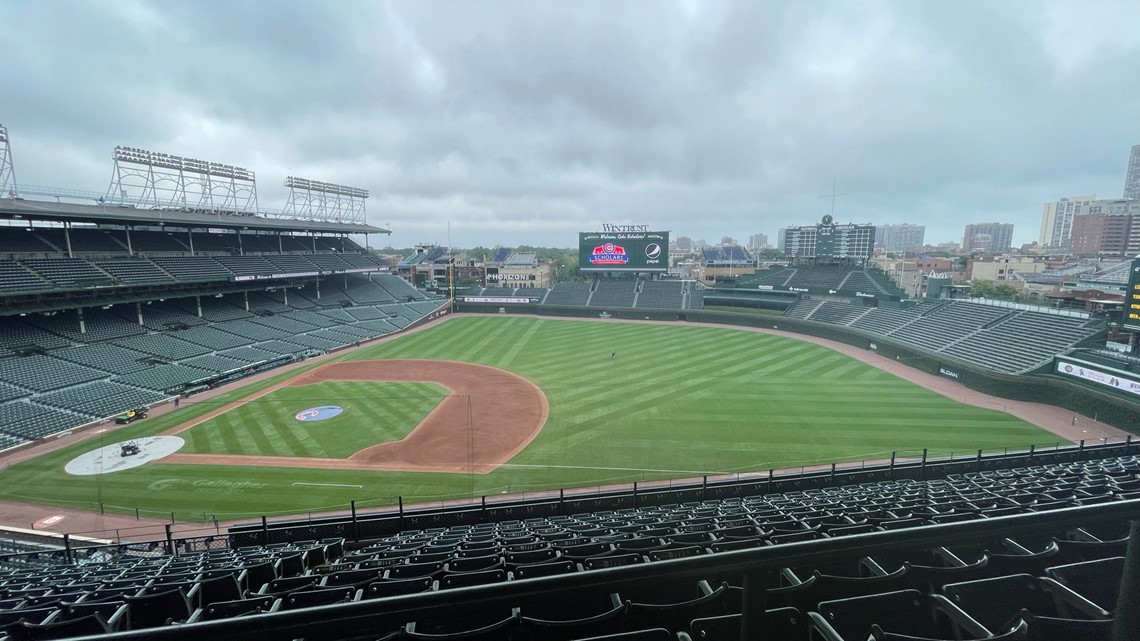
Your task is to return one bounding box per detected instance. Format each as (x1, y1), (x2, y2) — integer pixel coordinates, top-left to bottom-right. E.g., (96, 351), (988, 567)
(539, 276), (702, 310)
(0, 193), (444, 447)
(0, 442), (1135, 639)
(784, 299), (1107, 374)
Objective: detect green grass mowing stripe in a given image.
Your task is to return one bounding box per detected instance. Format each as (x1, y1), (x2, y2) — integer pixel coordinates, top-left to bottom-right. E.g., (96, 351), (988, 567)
(0, 317), (1068, 516)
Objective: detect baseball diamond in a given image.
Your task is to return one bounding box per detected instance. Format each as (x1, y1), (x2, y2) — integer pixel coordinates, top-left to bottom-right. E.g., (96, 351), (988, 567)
(0, 315), (1124, 523)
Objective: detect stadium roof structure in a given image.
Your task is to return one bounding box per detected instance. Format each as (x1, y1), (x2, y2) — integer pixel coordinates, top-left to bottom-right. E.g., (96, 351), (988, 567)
(0, 198), (389, 235)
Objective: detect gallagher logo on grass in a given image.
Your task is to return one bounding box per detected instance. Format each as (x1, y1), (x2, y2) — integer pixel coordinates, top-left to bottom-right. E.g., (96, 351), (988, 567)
(590, 242), (629, 266)
(295, 406), (344, 422)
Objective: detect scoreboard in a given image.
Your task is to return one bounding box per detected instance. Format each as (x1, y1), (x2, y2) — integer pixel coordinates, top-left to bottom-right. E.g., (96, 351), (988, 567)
(1125, 258), (1140, 332)
(579, 231), (669, 273)
(785, 215), (875, 259)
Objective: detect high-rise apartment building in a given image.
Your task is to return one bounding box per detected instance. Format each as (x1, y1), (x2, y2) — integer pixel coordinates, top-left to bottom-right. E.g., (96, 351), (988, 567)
(1040, 196), (1096, 249)
(747, 233), (768, 251)
(962, 223), (1014, 252)
(874, 224), (926, 252)
(1070, 199), (1140, 255)
(1124, 144), (1140, 200)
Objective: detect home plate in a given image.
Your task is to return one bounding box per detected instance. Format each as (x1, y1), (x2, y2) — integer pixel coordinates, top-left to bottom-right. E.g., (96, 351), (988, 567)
(64, 436), (185, 476)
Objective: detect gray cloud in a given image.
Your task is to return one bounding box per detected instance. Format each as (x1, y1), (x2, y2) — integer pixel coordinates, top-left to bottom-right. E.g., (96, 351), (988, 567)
(2, 0), (1138, 248)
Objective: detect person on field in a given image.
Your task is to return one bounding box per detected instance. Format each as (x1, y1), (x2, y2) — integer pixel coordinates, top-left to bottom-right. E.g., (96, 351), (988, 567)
(611, 350), (616, 359)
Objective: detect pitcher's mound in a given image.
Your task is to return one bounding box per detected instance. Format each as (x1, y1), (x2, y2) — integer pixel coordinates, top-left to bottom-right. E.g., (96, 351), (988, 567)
(65, 436), (185, 476)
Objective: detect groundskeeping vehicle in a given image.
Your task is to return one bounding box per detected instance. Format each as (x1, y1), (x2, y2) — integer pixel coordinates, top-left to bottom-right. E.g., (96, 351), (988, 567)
(114, 407), (148, 424)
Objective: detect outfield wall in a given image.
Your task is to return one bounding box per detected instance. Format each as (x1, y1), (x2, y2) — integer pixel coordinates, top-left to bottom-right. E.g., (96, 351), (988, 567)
(453, 301), (1140, 433)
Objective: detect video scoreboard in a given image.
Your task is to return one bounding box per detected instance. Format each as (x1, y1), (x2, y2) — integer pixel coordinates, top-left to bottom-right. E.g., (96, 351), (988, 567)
(1125, 257), (1140, 332)
(579, 230), (669, 273)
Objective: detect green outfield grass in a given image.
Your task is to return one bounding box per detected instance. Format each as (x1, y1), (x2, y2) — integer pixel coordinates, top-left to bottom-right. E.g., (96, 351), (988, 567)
(0, 316), (1068, 521)
(180, 382), (446, 458)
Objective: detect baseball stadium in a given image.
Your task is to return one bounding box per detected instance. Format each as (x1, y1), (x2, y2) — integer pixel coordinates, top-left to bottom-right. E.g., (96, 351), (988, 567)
(0, 125), (1138, 640)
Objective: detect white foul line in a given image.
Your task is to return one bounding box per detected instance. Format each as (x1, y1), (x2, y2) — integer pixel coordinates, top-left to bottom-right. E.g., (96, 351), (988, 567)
(291, 482), (363, 488)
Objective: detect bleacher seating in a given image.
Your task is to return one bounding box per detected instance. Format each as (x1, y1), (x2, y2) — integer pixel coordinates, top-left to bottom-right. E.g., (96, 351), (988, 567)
(21, 258), (111, 288)
(786, 300), (1106, 374)
(96, 259), (175, 285)
(125, 230), (191, 252)
(263, 254), (318, 275)
(184, 298), (255, 323)
(590, 279), (637, 308)
(172, 326), (255, 351)
(0, 401), (85, 441)
(180, 353), (251, 374)
(0, 227), (58, 254)
(214, 255), (278, 277)
(0, 354), (104, 392)
(114, 333), (211, 360)
(26, 308), (146, 343)
(213, 320), (292, 342)
(36, 228), (127, 253)
(116, 364), (213, 392)
(0, 260), (51, 293)
(636, 281), (683, 309)
(52, 344), (153, 375)
(375, 274), (427, 301)
(151, 257), (233, 282)
(1, 450), (1134, 638)
(35, 381), (164, 419)
(543, 283), (592, 306)
(219, 346), (284, 365)
(0, 317), (72, 352)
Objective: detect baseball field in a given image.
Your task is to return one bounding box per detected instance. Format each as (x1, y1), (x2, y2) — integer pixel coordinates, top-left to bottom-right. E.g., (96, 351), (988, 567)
(0, 316), (1066, 521)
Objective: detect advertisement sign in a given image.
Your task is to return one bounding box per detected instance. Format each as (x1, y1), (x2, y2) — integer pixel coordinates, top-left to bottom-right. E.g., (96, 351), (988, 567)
(579, 231), (669, 272)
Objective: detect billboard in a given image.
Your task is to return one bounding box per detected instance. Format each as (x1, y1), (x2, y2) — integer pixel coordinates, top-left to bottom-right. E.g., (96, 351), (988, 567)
(1124, 258), (1140, 333)
(1055, 360), (1140, 398)
(579, 231), (669, 272)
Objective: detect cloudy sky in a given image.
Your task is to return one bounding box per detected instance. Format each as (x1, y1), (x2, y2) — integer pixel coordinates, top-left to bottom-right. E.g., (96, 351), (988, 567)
(2, 0), (1138, 250)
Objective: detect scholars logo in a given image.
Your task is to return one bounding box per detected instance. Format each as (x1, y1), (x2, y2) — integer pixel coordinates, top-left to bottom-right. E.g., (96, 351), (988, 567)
(590, 242), (630, 266)
(645, 243), (662, 260)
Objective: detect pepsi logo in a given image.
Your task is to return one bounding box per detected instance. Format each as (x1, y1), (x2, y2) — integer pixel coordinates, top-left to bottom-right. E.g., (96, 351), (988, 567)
(645, 243), (661, 259)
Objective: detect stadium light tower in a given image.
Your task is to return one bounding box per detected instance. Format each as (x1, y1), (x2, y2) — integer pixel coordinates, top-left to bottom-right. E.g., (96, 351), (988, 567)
(283, 176), (369, 225)
(106, 146), (259, 214)
(0, 124), (17, 199)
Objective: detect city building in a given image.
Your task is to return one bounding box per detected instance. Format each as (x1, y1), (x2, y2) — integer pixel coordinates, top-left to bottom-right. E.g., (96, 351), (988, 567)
(1125, 144), (1140, 200)
(747, 233), (768, 251)
(1039, 196), (1096, 249)
(967, 255), (1047, 282)
(777, 228), (787, 251)
(962, 223), (1014, 252)
(673, 236), (692, 252)
(484, 251), (554, 288)
(1069, 199), (1140, 255)
(874, 224), (926, 252)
